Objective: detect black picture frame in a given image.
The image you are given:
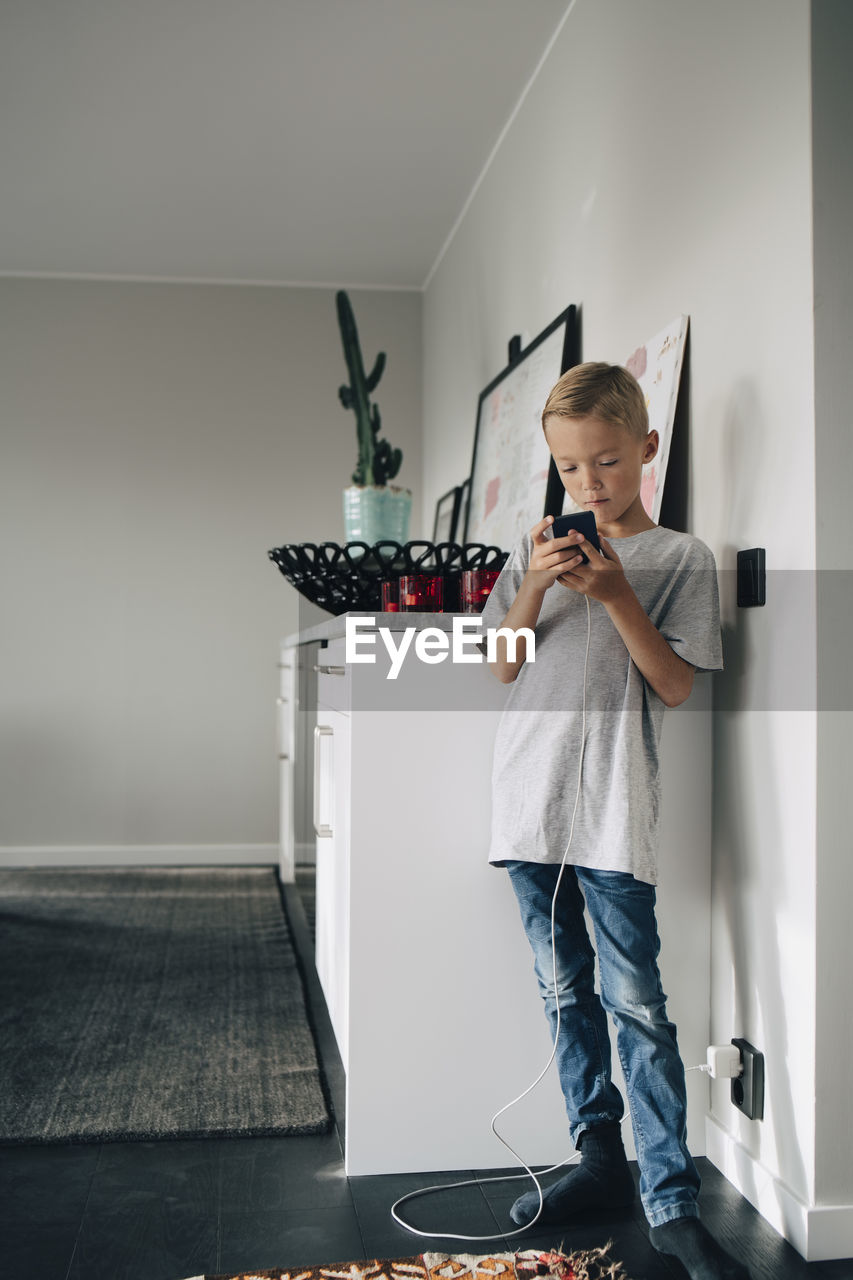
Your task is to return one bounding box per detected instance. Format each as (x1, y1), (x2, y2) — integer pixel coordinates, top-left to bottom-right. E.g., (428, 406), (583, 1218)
(432, 484), (463, 544)
(462, 305), (580, 548)
(456, 478), (470, 544)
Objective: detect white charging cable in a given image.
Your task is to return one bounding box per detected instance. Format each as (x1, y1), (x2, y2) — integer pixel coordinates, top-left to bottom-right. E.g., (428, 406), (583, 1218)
(392, 597), (601, 1242)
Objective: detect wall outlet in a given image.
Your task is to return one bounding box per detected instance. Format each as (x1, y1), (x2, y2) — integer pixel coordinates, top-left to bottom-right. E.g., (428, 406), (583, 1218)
(737, 548), (766, 606)
(731, 1038), (764, 1120)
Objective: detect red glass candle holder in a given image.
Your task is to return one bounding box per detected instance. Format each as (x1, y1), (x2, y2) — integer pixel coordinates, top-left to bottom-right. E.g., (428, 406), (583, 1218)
(381, 579), (399, 611)
(442, 573), (461, 612)
(460, 568), (500, 613)
(398, 574), (443, 612)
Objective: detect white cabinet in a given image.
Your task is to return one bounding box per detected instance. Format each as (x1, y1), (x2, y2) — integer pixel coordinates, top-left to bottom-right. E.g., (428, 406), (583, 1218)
(284, 615), (714, 1180)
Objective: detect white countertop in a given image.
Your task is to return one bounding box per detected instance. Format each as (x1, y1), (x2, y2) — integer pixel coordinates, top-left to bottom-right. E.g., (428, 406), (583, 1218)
(283, 610), (478, 648)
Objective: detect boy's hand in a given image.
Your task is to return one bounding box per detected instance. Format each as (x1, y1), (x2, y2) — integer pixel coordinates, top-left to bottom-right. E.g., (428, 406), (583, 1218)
(556, 533), (632, 606)
(527, 515), (590, 590)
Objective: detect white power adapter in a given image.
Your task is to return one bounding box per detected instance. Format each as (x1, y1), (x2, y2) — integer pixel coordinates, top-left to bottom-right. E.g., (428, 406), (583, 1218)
(706, 1043), (743, 1079)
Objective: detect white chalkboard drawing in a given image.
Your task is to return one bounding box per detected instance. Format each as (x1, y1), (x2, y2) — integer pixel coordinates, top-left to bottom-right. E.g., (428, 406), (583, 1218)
(626, 315), (689, 523)
(464, 307), (578, 549)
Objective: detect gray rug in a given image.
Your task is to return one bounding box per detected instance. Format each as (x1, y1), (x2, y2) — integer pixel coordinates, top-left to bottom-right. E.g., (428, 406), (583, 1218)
(0, 867), (331, 1143)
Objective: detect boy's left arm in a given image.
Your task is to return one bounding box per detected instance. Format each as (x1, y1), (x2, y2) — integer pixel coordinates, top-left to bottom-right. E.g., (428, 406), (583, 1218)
(603, 588), (694, 707)
(557, 532), (694, 707)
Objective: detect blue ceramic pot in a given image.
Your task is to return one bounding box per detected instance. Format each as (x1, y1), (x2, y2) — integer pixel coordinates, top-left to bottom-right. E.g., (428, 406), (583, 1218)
(343, 484), (412, 545)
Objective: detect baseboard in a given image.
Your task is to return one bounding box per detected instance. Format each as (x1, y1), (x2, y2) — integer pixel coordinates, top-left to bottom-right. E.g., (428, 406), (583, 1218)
(279, 881), (345, 1144)
(295, 843), (316, 866)
(706, 1114), (853, 1261)
(0, 844), (279, 867)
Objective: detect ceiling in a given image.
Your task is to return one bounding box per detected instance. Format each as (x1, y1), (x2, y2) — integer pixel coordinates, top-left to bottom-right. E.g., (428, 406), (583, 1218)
(0, 0), (570, 290)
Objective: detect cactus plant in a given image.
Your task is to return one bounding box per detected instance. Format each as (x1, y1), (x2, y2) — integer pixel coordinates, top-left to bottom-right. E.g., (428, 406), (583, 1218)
(336, 290), (403, 487)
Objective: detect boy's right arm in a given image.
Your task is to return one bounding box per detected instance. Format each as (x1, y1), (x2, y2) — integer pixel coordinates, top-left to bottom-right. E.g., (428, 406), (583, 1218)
(486, 515), (585, 683)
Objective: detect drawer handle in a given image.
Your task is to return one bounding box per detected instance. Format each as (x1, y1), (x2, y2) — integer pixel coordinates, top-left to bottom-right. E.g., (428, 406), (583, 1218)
(278, 753), (290, 761)
(313, 724), (334, 838)
(314, 664), (346, 676)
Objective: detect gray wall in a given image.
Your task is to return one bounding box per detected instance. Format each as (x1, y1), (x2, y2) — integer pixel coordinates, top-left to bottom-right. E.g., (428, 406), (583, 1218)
(0, 279), (421, 856)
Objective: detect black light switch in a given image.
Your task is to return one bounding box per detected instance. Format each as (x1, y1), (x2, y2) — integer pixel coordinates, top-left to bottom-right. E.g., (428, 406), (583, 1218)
(737, 548), (766, 607)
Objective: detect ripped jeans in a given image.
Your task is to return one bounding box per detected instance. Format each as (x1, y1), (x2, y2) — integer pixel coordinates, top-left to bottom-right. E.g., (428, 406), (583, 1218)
(505, 860), (700, 1228)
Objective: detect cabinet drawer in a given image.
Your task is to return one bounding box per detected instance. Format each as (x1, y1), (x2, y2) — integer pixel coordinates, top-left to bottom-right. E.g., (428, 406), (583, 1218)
(277, 649), (296, 760)
(278, 649), (296, 700)
(315, 636), (351, 713)
(313, 704), (351, 1067)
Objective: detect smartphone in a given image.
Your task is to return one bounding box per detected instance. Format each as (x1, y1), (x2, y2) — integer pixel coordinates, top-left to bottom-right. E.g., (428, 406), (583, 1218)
(550, 510), (601, 564)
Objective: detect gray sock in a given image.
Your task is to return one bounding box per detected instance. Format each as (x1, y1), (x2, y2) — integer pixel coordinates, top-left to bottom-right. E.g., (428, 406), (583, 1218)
(509, 1124), (635, 1227)
(649, 1217), (751, 1280)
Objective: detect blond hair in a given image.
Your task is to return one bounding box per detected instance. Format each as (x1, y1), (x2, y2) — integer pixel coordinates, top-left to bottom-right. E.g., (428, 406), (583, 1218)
(542, 362), (649, 438)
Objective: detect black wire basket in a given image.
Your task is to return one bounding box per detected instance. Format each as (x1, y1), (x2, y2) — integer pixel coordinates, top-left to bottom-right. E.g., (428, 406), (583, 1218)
(267, 540), (508, 615)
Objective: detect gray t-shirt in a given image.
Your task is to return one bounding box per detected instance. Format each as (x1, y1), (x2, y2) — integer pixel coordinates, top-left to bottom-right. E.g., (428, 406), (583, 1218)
(480, 525), (723, 885)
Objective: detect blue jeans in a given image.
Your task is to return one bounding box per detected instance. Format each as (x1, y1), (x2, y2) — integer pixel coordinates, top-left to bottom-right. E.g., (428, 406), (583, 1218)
(505, 860), (700, 1227)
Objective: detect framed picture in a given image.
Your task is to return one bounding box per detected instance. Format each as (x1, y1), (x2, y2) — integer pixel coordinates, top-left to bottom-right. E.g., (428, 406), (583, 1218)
(432, 484), (463, 544)
(560, 315), (689, 524)
(463, 306), (579, 548)
(629, 315), (689, 522)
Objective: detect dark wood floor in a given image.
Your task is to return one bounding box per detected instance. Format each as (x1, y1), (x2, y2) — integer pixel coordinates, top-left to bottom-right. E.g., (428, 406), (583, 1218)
(2, 871), (851, 1280)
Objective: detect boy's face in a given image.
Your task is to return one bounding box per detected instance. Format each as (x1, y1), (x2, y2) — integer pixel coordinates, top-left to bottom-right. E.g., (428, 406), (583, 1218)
(544, 413), (659, 538)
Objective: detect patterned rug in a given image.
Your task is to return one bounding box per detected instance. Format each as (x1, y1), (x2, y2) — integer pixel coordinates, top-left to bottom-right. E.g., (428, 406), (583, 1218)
(181, 1248), (629, 1280)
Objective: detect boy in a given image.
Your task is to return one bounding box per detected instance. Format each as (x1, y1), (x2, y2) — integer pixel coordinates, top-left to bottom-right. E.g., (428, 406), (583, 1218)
(480, 363), (745, 1280)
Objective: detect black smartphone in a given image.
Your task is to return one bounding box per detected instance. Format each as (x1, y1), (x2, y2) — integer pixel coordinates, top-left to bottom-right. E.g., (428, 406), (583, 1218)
(550, 510), (601, 564)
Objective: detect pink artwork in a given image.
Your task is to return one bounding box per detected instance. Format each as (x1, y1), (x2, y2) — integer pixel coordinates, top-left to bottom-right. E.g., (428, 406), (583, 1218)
(484, 475), (501, 520)
(626, 346), (648, 379)
(629, 317), (688, 522)
(641, 468), (657, 516)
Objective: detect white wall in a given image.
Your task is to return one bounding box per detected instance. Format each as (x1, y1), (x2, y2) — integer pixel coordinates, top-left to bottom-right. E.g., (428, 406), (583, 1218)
(421, 0), (840, 1256)
(812, 0), (853, 1214)
(0, 279), (421, 858)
